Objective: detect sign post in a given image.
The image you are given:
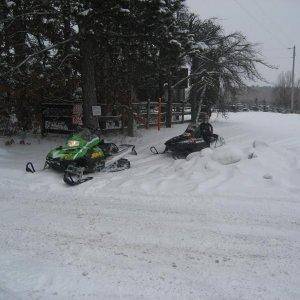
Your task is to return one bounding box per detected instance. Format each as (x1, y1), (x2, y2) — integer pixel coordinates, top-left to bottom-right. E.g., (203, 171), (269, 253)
(157, 97), (162, 131)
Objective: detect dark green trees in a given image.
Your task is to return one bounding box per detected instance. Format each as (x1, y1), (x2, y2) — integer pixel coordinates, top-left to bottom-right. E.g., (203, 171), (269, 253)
(0, 0), (268, 129)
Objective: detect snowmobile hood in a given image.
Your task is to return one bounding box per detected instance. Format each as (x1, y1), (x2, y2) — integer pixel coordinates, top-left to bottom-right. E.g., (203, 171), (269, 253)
(46, 133), (102, 161)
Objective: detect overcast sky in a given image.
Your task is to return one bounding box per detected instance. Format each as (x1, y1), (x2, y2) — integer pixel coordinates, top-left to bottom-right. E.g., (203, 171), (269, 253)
(186, 0), (299, 86)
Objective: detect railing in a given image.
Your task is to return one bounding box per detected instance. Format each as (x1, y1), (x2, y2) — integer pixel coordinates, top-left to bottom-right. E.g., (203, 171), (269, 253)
(98, 101), (192, 131)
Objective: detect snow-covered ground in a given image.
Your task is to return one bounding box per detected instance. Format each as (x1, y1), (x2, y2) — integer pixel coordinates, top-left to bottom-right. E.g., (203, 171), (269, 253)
(1, 112), (300, 299)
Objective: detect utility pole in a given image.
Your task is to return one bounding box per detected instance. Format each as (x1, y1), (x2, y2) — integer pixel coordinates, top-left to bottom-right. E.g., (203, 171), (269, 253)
(290, 45), (296, 113)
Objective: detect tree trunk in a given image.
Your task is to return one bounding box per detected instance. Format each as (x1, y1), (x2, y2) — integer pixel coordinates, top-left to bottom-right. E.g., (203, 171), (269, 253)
(79, 35), (99, 129)
(195, 85), (207, 123)
(190, 57), (201, 123)
(12, 1), (27, 127)
(190, 85), (198, 123)
(61, 0), (72, 99)
(166, 82), (173, 128)
(127, 86), (135, 137)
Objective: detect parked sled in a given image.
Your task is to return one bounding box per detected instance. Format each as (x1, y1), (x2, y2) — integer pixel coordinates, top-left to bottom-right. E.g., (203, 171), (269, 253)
(26, 128), (136, 185)
(150, 123), (225, 159)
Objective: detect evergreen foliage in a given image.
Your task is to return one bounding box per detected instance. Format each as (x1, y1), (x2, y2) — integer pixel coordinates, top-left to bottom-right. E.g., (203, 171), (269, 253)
(0, 0), (268, 128)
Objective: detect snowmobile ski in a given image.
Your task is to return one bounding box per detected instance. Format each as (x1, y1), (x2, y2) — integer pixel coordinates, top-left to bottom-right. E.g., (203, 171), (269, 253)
(25, 162), (35, 173)
(150, 146), (165, 155)
(25, 161), (49, 173)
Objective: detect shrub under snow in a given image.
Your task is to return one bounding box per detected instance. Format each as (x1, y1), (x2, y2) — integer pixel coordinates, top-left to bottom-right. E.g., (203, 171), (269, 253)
(211, 146), (243, 165)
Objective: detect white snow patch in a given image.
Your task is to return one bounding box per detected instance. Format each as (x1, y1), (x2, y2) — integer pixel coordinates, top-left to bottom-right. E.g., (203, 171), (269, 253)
(253, 140), (269, 149)
(196, 41), (209, 50)
(120, 8), (130, 13)
(211, 145), (243, 165)
(169, 39), (182, 48)
(5, 0), (15, 7)
(263, 173), (273, 180)
(79, 8), (92, 16)
(186, 147), (212, 160)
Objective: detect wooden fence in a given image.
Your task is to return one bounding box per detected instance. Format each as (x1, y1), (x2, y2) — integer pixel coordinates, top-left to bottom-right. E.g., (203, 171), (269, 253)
(98, 101), (192, 131)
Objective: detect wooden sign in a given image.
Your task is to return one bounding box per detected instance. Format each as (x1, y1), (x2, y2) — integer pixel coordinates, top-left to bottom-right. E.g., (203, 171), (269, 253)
(92, 106), (102, 116)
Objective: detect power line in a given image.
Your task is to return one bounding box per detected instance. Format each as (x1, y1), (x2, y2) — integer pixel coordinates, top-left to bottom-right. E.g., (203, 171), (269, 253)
(252, 0), (293, 46)
(232, 0), (288, 48)
(271, 57), (293, 60)
(263, 48), (290, 52)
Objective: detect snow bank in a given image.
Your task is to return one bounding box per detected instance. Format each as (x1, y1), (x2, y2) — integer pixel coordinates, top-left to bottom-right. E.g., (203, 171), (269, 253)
(5, 1), (15, 7)
(211, 145), (243, 165)
(187, 145), (242, 165)
(186, 147), (213, 160)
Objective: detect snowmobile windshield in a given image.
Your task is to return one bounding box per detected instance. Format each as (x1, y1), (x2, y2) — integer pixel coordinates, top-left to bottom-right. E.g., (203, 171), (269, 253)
(65, 128), (100, 149)
(77, 128), (98, 141)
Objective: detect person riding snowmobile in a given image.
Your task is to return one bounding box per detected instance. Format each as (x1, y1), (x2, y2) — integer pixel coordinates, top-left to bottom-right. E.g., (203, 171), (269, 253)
(183, 115), (216, 145)
(195, 115), (217, 146)
(150, 114), (224, 159)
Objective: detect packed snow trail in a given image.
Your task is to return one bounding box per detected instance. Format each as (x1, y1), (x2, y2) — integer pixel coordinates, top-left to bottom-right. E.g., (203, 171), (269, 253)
(0, 112), (300, 299)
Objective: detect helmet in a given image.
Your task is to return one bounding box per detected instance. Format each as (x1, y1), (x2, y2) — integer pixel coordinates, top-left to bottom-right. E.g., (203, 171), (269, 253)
(199, 112), (209, 122)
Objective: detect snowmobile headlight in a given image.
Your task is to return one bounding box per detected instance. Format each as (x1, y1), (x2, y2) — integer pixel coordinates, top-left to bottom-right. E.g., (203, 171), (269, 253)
(67, 140), (80, 148)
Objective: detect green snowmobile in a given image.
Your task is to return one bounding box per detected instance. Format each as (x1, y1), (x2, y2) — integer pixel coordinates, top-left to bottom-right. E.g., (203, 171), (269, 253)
(26, 128), (136, 185)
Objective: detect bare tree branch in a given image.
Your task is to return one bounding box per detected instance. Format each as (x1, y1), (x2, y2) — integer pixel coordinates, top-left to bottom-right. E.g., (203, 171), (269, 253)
(1, 36), (76, 77)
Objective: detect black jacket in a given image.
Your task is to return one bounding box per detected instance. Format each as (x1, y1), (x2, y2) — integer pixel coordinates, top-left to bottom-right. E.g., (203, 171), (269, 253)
(194, 122), (213, 138)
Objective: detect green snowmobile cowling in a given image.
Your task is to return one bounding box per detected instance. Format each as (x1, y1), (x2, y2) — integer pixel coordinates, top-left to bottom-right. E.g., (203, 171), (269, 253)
(45, 132), (106, 171)
(26, 128), (136, 185)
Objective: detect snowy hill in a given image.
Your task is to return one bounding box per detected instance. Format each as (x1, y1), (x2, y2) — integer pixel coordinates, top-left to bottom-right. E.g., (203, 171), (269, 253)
(1, 112), (300, 299)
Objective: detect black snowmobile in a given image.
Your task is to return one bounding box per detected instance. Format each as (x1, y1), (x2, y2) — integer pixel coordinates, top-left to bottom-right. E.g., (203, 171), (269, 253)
(150, 123), (225, 159)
